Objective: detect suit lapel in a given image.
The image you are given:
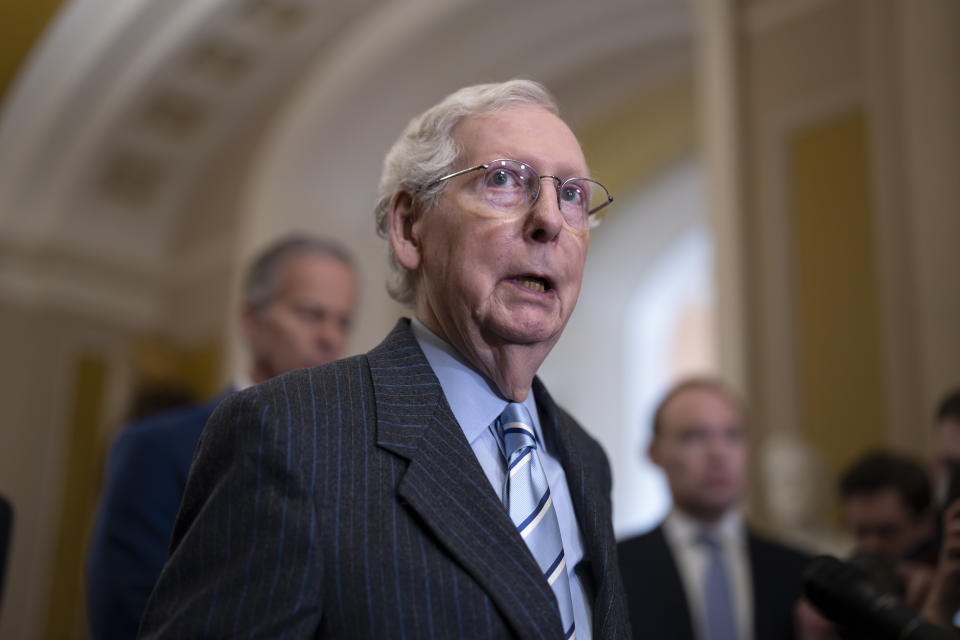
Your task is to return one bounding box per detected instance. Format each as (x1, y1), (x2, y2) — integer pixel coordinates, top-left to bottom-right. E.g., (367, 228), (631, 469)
(368, 320), (564, 639)
(652, 526), (696, 640)
(533, 377), (625, 637)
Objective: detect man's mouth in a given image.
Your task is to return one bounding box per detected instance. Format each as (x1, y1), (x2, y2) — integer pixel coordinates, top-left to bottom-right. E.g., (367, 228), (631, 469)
(514, 275), (551, 294)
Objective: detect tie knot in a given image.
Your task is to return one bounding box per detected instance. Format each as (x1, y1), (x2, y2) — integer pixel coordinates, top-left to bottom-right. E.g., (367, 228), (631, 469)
(697, 530), (722, 551)
(498, 402), (536, 457)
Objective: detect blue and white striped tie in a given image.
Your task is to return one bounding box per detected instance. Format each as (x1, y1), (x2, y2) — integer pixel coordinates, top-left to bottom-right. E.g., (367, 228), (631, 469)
(498, 402), (576, 640)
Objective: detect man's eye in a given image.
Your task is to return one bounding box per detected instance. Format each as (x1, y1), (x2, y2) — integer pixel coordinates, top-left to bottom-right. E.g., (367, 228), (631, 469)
(560, 185), (584, 204)
(487, 169), (520, 190)
(679, 431), (706, 445)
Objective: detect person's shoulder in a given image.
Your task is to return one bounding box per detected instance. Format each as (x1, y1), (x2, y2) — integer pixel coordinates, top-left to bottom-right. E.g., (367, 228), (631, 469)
(747, 528), (812, 565)
(618, 525), (672, 584)
(255, 354), (371, 394)
(229, 354), (373, 417)
(618, 524), (666, 554)
(115, 398), (219, 452)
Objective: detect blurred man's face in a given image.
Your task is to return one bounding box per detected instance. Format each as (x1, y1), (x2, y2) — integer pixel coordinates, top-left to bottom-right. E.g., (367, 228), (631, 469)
(843, 488), (933, 560)
(412, 106), (590, 371)
(243, 253), (357, 383)
(650, 387), (747, 522)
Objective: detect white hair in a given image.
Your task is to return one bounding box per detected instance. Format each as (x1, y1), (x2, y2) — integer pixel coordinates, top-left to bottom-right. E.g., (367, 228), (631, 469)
(374, 79), (559, 303)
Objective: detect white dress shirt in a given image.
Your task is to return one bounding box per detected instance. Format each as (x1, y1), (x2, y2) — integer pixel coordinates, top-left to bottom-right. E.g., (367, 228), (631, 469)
(661, 508), (754, 640)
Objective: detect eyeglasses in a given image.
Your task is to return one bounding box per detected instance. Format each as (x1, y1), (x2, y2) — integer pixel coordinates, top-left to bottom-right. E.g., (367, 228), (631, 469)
(428, 158), (613, 231)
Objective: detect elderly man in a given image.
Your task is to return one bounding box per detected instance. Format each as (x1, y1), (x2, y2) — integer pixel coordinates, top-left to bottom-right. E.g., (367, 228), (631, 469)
(618, 378), (809, 640)
(138, 80), (630, 639)
(87, 234), (358, 640)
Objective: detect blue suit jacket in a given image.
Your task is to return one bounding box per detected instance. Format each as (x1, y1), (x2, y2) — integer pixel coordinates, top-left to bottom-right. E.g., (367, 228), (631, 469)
(86, 396), (223, 639)
(139, 319), (632, 639)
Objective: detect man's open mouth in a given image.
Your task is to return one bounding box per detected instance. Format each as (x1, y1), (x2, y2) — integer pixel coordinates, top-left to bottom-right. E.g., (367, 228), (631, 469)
(515, 275), (551, 294)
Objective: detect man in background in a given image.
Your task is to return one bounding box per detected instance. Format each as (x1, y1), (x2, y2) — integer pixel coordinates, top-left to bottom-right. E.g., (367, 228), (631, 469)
(86, 233), (358, 640)
(838, 450), (937, 613)
(618, 378), (809, 640)
(839, 451), (936, 563)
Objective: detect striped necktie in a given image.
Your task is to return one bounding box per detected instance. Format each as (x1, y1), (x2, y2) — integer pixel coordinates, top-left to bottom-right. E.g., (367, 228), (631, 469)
(699, 531), (738, 640)
(498, 402), (577, 640)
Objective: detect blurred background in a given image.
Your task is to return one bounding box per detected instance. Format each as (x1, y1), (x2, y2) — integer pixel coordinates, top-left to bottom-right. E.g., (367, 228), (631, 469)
(0, 0), (957, 636)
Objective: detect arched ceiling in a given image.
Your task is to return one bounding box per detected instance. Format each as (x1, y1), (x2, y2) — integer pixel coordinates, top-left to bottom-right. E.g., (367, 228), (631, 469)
(0, 0), (693, 330)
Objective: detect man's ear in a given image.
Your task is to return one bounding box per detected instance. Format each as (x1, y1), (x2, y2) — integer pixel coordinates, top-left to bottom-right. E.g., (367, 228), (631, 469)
(388, 189), (422, 271)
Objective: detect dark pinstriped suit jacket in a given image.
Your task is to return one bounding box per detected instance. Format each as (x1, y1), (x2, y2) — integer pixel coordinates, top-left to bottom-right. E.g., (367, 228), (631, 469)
(139, 319), (631, 639)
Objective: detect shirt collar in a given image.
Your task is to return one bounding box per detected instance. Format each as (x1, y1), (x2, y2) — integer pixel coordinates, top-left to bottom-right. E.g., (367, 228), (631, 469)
(410, 317), (542, 446)
(665, 506), (745, 547)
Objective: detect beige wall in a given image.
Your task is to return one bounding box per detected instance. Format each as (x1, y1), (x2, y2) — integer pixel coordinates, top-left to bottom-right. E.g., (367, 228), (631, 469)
(725, 0), (960, 529)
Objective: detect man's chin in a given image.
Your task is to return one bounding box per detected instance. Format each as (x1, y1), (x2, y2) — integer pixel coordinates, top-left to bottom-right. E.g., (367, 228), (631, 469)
(485, 320), (563, 347)
(483, 306), (569, 344)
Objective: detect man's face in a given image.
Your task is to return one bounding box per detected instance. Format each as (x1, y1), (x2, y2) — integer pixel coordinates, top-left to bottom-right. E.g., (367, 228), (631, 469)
(243, 253), (357, 382)
(413, 106), (590, 361)
(843, 488), (932, 560)
(650, 387), (747, 522)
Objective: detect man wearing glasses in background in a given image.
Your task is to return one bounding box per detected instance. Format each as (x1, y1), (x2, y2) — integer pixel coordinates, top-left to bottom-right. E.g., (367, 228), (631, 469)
(139, 79), (631, 639)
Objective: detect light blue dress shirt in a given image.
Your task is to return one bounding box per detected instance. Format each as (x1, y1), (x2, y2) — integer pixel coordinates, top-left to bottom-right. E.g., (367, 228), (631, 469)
(411, 318), (592, 638)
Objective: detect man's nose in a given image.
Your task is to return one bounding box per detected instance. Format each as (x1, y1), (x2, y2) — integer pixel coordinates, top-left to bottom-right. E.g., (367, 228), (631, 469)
(525, 177), (565, 242)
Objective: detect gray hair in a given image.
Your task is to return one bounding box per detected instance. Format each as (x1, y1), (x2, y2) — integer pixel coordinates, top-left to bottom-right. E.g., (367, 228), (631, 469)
(243, 233), (356, 310)
(374, 79), (559, 304)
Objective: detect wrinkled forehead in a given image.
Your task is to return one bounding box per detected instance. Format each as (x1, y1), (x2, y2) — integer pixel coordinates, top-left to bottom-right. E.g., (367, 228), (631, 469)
(453, 106), (588, 177)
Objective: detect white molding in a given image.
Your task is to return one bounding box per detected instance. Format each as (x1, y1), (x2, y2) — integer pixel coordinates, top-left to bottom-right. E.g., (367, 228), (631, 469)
(0, 230), (236, 332)
(0, 263), (161, 332)
(694, 0), (747, 393)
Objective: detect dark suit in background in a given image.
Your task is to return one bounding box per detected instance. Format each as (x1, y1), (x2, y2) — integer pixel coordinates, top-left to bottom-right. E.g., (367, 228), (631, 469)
(86, 398), (220, 639)
(139, 320), (630, 638)
(618, 524), (809, 640)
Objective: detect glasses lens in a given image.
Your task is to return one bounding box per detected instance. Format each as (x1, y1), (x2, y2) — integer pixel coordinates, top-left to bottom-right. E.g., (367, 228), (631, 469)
(557, 178), (610, 229)
(482, 160), (537, 210)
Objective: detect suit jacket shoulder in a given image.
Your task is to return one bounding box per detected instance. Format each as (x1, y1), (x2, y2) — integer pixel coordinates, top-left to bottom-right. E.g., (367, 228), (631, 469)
(748, 530), (810, 640)
(617, 525), (695, 640)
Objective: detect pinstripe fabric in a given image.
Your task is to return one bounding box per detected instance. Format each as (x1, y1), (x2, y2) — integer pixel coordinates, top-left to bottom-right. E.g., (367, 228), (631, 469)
(138, 319), (632, 639)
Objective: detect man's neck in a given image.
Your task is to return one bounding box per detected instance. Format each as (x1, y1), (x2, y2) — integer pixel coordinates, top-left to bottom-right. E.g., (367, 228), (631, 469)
(672, 503), (739, 529)
(414, 312), (552, 402)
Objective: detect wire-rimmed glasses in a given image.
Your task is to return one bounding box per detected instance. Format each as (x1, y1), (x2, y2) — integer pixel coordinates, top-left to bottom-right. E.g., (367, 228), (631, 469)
(428, 159), (613, 230)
